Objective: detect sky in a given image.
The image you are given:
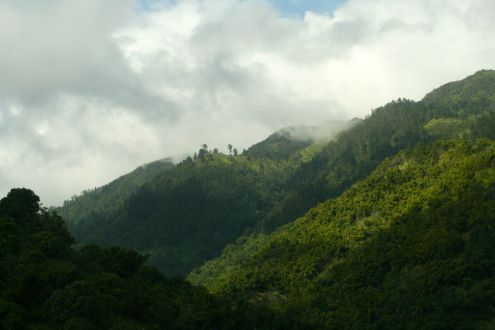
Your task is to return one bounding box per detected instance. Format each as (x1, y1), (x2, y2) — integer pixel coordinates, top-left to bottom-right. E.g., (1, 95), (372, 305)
(1, 0), (495, 206)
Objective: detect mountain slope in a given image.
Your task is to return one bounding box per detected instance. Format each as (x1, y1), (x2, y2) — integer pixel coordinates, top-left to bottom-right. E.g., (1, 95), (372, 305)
(190, 70), (495, 286)
(13, 70), (495, 328)
(199, 138), (495, 329)
(190, 70), (495, 297)
(59, 159), (174, 239)
(246, 120), (357, 161)
(59, 122), (352, 277)
(256, 70), (495, 234)
(61, 70), (495, 283)
(84, 154), (295, 276)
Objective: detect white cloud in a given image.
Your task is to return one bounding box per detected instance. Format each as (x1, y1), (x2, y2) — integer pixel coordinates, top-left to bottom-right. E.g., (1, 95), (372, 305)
(1, 0), (495, 205)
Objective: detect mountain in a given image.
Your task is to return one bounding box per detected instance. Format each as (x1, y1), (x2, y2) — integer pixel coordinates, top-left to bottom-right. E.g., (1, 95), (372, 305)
(187, 70), (495, 329)
(60, 70), (495, 281)
(188, 97), (437, 285)
(58, 123), (351, 276)
(59, 158), (175, 239)
(246, 120), (358, 161)
(193, 138), (495, 329)
(254, 69), (495, 234)
(4, 70), (495, 329)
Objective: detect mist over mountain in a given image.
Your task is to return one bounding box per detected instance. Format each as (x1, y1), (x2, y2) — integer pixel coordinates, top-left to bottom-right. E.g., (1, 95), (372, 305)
(2, 0), (495, 205)
(57, 119), (356, 276)
(188, 70), (495, 328)
(2, 0), (495, 328)
(3, 69), (495, 329)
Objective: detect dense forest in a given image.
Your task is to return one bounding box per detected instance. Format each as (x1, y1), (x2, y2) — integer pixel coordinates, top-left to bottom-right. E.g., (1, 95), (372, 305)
(194, 139), (495, 329)
(190, 70), (495, 287)
(57, 124), (350, 276)
(0, 189), (248, 329)
(2, 70), (495, 328)
(60, 159), (175, 239)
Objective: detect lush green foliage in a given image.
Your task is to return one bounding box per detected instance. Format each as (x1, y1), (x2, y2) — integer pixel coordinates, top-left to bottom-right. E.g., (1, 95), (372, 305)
(254, 70), (495, 234)
(200, 139), (495, 329)
(423, 69), (495, 111)
(41, 70), (495, 329)
(188, 233), (272, 290)
(59, 122), (351, 277)
(0, 189), (255, 329)
(245, 128), (312, 161)
(63, 151), (301, 277)
(191, 70), (495, 289)
(245, 122), (355, 161)
(58, 159), (174, 239)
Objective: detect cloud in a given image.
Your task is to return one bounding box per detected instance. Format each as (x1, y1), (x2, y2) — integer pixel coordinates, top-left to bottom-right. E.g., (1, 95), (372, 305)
(1, 0), (495, 205)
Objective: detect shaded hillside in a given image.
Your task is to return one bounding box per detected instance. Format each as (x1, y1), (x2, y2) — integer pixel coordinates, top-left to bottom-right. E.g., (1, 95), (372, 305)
(83, 154), (295, 276)
(60, 122), (350, 277)
(58, 159), (175, 239)
(0, 189), (250, 329)
(196, 138), (495, 329)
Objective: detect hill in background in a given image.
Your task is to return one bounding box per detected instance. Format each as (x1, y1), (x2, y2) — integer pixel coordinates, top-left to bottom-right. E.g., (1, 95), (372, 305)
(45, 70), (495, 329)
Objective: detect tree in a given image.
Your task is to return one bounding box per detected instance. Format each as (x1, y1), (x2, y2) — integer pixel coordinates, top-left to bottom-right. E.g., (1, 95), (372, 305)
(228, 144), (233, 154)
(0, 188), (40, 219)
(233, 148), (238, 156)
(198, 148), (209, 160)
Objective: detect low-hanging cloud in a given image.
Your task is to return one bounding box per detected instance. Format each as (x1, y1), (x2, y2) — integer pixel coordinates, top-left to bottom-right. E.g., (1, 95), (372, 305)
(1, 0), (495, 205)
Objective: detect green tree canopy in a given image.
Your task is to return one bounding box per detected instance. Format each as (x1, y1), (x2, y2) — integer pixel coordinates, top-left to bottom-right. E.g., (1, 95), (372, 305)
(0, 188), (40, 219)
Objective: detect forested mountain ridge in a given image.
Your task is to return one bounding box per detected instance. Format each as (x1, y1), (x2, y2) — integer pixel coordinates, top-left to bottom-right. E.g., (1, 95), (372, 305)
(3, 70), (495, 329)
(59, 70), (495, 280)
(246, 120), (358, 161)
(423, 69), (495, 107)
(196, 138), (495, 329)
(255, 70), (495, 234)
(189, 70), (495, 287)
(59, 158), (174, 239)
(84, 154), (295, 276)
(57, 122), (350, 277)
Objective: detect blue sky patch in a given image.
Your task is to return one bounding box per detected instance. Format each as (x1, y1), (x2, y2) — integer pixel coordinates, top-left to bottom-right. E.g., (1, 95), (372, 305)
(267, 0), (345, 17)
(136, 0), (346, 16)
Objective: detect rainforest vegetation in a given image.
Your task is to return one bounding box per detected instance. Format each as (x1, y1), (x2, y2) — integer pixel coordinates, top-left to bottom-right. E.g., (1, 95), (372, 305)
(2, 70), (495, 329)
